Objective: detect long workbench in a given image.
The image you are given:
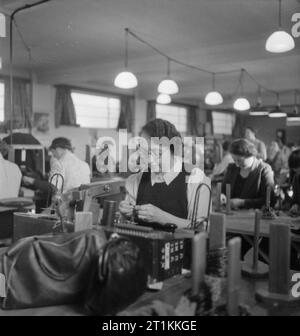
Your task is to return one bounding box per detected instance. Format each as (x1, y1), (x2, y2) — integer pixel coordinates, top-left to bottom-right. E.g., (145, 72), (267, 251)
(0, 270), (299, 316)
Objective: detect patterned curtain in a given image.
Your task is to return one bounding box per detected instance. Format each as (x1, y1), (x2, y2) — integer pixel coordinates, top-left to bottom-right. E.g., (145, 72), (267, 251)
(232, 113), (246, 138)
(147, 100), (156, 122)
(117, 96), (135, 132)
(187, 105), (204, 136)
(3, 77), (32, 130)
(54, 86), (77, 127)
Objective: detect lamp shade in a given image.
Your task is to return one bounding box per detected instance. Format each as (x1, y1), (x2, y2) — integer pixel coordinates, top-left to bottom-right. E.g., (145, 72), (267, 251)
(249, 103), (269, 116)
(114, 71), (138, 89)
(157, 79), (179, 95)
(233, 97), (250, 111)
(205, 91), (223, 106)
(265, 30), (295, 53)
(156, 93), (171, 104)
(268, 105), (287, 118)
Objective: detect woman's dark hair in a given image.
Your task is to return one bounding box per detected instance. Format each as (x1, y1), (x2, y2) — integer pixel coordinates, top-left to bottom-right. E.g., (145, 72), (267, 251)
(141, 118), (182, 154)
(229, 138), (257, 158)
(288, 149), (300, 170)
(141, 118), (181, 139)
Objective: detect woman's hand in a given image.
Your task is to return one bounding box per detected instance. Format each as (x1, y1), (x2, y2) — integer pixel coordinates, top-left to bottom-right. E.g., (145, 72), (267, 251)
(119, 200), (134, 217)
(135, 204), (167, 224)
(230, 198), (245, 210)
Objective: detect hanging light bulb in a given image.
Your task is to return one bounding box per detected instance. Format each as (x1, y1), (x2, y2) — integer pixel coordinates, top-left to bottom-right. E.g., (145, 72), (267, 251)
(157, 58), (179, 95)
(249, 87), (269, 116)
(269, 92), (287, 118)
(114, 28), (138, 89)
(205, 73), (223, 105)
(156, 93), (171, 104)
(233, 69), (250, 111)
(265, 0), (295, 53)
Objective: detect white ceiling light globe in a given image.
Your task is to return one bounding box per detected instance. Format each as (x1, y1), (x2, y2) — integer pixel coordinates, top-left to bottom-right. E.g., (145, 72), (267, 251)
(205, 91), (223, 106)
(265, 30), (295, 53)
(156, 93), (171, 105)
(157, 79), (179, 95)
(233, 97), (250, 111)
(114, 71), (138, 89)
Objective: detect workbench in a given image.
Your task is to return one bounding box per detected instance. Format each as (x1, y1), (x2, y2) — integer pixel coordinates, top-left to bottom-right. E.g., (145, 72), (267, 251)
(224, 210), (300, 264)
(0, 272), (299, 316)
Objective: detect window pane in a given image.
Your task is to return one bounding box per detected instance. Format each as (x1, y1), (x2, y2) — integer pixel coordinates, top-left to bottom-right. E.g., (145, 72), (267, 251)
(212, 111), (234, 135)
(156, 104), (187, 133)
(71, 91), (121, 129)
(0, 82), (4, 122)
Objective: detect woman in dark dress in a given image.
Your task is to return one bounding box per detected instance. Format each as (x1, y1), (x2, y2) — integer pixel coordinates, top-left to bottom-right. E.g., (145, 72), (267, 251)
(222, 138), (275, 210)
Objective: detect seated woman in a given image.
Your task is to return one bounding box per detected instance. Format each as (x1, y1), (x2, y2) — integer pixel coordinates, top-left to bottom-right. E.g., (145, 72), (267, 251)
(119, 119), (210, 230)
(222, 138), (274, 210)
(288, 149), (300, 216)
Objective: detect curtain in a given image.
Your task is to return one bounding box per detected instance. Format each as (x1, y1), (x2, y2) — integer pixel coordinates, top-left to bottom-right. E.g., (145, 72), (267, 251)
(232, 113), (246, 138)
(4, 77), (32, 130)
(187, 105), (204, 136)
(117, 96), (134, 132)
(147, 100), (156, 122)
(54, 86), (77, 127)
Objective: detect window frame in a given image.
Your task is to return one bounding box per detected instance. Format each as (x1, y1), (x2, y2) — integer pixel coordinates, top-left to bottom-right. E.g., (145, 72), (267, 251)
(155, 102), (189, 133)
(211, 110), (235, 136)
(70, 88), (123, 130)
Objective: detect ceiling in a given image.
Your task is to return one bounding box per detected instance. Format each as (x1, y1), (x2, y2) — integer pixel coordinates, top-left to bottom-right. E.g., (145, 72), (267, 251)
(0, 0), (299, 107)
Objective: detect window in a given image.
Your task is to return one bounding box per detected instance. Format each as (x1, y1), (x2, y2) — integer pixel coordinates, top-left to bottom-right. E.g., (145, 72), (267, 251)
(71, 91), (120, 129)
(0, 82), (4, 122)
(212, 111), (235, 135)
(156, 104), (188, 133)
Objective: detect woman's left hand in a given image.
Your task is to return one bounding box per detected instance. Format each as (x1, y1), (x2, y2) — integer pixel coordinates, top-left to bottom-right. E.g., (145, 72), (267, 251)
(230, 198), (245, 210)
(136, 204), (167, 224)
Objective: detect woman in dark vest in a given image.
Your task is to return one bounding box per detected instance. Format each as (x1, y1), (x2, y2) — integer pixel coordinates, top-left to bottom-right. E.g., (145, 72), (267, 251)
(222, 138), (275, 210)
(119, 119), (210, 229)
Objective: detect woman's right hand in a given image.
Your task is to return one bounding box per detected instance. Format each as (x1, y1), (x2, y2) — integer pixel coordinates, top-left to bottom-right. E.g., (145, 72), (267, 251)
(119, 200), (134, 217)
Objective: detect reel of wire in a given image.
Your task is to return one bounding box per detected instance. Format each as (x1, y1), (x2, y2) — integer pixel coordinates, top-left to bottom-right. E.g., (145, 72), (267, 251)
(206, 247), (228, 278)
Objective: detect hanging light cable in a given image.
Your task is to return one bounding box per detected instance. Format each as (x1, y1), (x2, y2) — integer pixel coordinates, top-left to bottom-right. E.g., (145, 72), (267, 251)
(205, 73), (223, 106)
(269, 92), (287, 118)
(114, 28), (138, 89)
(233, 69), (250, 111)
(249, 86), (269, 116)
(157, 57), (179, 95)
(265, 0), (295, 53)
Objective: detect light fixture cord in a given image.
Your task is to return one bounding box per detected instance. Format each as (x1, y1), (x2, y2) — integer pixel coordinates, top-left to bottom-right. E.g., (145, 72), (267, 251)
(124, 28), (129, 68)
(278, 0), (282, 28)
(212, 73), (216, 90)
(167, 58), (170, 77)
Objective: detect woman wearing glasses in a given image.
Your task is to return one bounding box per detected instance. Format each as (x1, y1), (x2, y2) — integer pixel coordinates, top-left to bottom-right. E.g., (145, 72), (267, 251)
(119, 118), (210, 229)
